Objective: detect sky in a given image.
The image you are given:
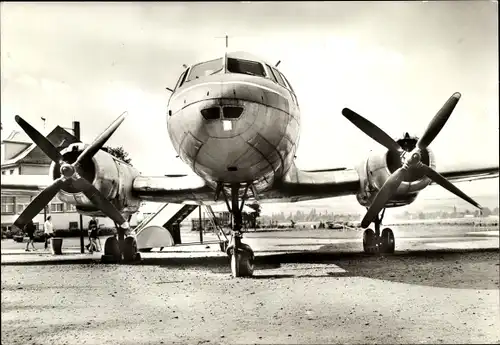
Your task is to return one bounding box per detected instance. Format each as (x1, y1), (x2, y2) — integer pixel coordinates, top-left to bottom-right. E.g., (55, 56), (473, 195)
(1, 1), (498, 215)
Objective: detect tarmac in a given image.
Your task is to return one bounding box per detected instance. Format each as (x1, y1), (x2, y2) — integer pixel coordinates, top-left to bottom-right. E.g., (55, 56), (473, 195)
(1, 225), (499, 344)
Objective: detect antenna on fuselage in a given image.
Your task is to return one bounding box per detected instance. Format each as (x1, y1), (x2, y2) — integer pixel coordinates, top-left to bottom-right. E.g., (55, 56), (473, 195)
(275, 60), (281, 67)
(215, 34), (229, 73)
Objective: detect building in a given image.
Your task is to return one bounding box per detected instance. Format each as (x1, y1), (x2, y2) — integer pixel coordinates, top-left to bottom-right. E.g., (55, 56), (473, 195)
(1, 125), (118, 233)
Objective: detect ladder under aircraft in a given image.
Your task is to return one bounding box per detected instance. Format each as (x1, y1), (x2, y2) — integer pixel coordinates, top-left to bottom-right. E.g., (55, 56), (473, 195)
(135, 203), (228, 252)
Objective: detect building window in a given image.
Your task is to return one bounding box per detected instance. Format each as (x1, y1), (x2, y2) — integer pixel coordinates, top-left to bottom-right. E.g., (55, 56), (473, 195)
(1, 171), (5, 175)
(10, 169), (14, 175)
(1, 197), (15, 214)
(15, 197), (30, 215)
(66, 203), (77, 212)
(50, 203), (64, 213)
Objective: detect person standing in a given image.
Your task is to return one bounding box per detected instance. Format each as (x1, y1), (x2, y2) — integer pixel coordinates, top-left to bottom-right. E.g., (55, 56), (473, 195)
(24, 220), (36, 252)
(44, 216), (54, 250)
(86, 217), (100, 253)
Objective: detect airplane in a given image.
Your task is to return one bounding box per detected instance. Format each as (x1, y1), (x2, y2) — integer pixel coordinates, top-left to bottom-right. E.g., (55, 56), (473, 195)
(4, 51), (498, 277)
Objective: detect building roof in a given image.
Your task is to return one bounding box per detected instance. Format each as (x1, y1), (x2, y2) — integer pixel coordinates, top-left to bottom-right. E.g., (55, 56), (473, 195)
(1, 126), (79, 167)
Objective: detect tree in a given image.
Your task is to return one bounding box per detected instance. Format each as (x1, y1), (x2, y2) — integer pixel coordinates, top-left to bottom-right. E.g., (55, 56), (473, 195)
(102, 146), (132, 165)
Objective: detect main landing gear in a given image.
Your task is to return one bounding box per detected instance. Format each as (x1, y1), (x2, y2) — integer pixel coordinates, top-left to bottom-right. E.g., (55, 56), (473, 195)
(362, 208), (395, 254)
(223, 184), (255, 278)
(102, 220), (141, 263)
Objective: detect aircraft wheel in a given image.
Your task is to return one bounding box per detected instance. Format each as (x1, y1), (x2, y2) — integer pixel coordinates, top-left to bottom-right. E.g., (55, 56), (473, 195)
(363, 228), (378, 254)
(123, 237), (139, 262)
(228, 243), (254, 278)
(102, 236), (121, 263)
(380, 228), (395, 254)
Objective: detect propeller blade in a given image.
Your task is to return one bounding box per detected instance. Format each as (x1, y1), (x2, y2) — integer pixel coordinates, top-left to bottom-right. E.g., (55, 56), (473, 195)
(361, 168), (406, 228)
(341, 108), (402, 153)
(420, 164), (482, 209)
(417, 92), (461, 149)
(15, 115), (63, 164)
(12, 177), (68, 231)
(72, 178), (128, 228)
(74, 111), (128, 166)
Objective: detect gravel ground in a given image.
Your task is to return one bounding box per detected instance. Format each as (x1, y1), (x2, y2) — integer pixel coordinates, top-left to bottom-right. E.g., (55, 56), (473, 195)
(2, 249), (499, 345)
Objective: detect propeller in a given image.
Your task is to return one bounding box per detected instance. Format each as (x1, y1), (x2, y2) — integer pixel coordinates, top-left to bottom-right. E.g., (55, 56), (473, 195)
(11, 112), (130, 232)
(342, 92), (482, 228)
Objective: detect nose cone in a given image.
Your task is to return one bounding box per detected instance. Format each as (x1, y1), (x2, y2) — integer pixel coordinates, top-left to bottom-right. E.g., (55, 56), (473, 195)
(167, 73), (292, 183)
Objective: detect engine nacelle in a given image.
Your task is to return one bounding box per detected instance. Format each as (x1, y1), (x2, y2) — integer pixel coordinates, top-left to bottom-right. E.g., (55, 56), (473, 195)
(49, 143), (141, 217)
(356, 135), (436, 208)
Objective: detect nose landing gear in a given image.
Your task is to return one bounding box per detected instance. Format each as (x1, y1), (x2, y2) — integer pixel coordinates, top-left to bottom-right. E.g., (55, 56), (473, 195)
(224, 184), (255, 277)
(362, 208), (395, 254)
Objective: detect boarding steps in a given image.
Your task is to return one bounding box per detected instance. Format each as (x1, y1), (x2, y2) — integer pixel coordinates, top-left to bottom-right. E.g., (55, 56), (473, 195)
(135, 203), (196, 251)
(135, 203), (228, 252)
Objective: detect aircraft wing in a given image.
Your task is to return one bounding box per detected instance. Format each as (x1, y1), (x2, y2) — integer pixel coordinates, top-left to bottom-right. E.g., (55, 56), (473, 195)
(132, 174), (215, 204)
(260, 163), (499, 203)
(259, 164), (361, 203)
(436, 165), (499, 183)
(0, 175), (52, 196)
(0, 173), (214, 203)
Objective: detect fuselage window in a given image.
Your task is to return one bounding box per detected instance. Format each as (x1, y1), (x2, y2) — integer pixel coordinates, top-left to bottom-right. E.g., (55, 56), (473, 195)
(227, 58), (266, 77)
(175, 69), (188, 90)
(186, 58), (223, 82)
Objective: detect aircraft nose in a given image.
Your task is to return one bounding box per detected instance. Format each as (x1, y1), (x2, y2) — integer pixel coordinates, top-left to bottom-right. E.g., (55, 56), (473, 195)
(200, 104), (244, 121)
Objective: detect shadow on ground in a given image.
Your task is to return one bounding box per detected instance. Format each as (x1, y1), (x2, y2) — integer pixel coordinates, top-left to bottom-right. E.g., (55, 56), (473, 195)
(2, 246), (498, 290)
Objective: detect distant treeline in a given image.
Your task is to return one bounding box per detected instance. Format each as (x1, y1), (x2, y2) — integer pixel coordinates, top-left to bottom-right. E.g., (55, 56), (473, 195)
(260, 207), (499, 223)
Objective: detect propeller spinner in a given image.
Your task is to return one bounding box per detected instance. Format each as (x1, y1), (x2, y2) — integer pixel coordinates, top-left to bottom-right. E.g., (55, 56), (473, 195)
(11, 112), (130, 232)
(341, 92), (482, 229)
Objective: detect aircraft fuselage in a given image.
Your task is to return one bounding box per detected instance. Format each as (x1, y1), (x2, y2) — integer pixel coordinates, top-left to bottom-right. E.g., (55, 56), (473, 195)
(167, 52), (300, 193)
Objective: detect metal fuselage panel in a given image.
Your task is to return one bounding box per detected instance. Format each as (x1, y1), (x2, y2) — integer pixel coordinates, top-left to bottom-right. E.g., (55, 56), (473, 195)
(167, 73), (300, 192)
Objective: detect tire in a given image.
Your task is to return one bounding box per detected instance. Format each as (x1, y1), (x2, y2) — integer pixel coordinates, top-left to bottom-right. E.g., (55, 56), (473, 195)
(380, 228), (395, 254)
(363, 228), (377, 254)
(123, 237), (138, 262)
(103, 236), (121, 263)
(228, 243), (254, 277)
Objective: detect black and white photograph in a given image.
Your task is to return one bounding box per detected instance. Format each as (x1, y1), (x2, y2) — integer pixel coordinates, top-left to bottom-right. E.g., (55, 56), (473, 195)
(1, 1), (499, 344)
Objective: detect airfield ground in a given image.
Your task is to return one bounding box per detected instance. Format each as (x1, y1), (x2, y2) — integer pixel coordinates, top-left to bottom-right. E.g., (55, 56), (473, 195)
(1, 225), (499, 344)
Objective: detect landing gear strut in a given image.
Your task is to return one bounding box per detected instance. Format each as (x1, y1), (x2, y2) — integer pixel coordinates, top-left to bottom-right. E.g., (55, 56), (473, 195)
(102, 220), (141, 263)
(362, 208), (395, 254)
(224, 184), (255, 278)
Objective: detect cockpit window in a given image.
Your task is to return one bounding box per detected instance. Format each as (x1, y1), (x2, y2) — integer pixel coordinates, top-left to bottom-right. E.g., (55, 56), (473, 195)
(227, 58), (266, 77)
(271, 67), (287, 88)
(175, 69), (188, 90)
(186, 58), (223, 82)
(279, 71), (295, 93)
